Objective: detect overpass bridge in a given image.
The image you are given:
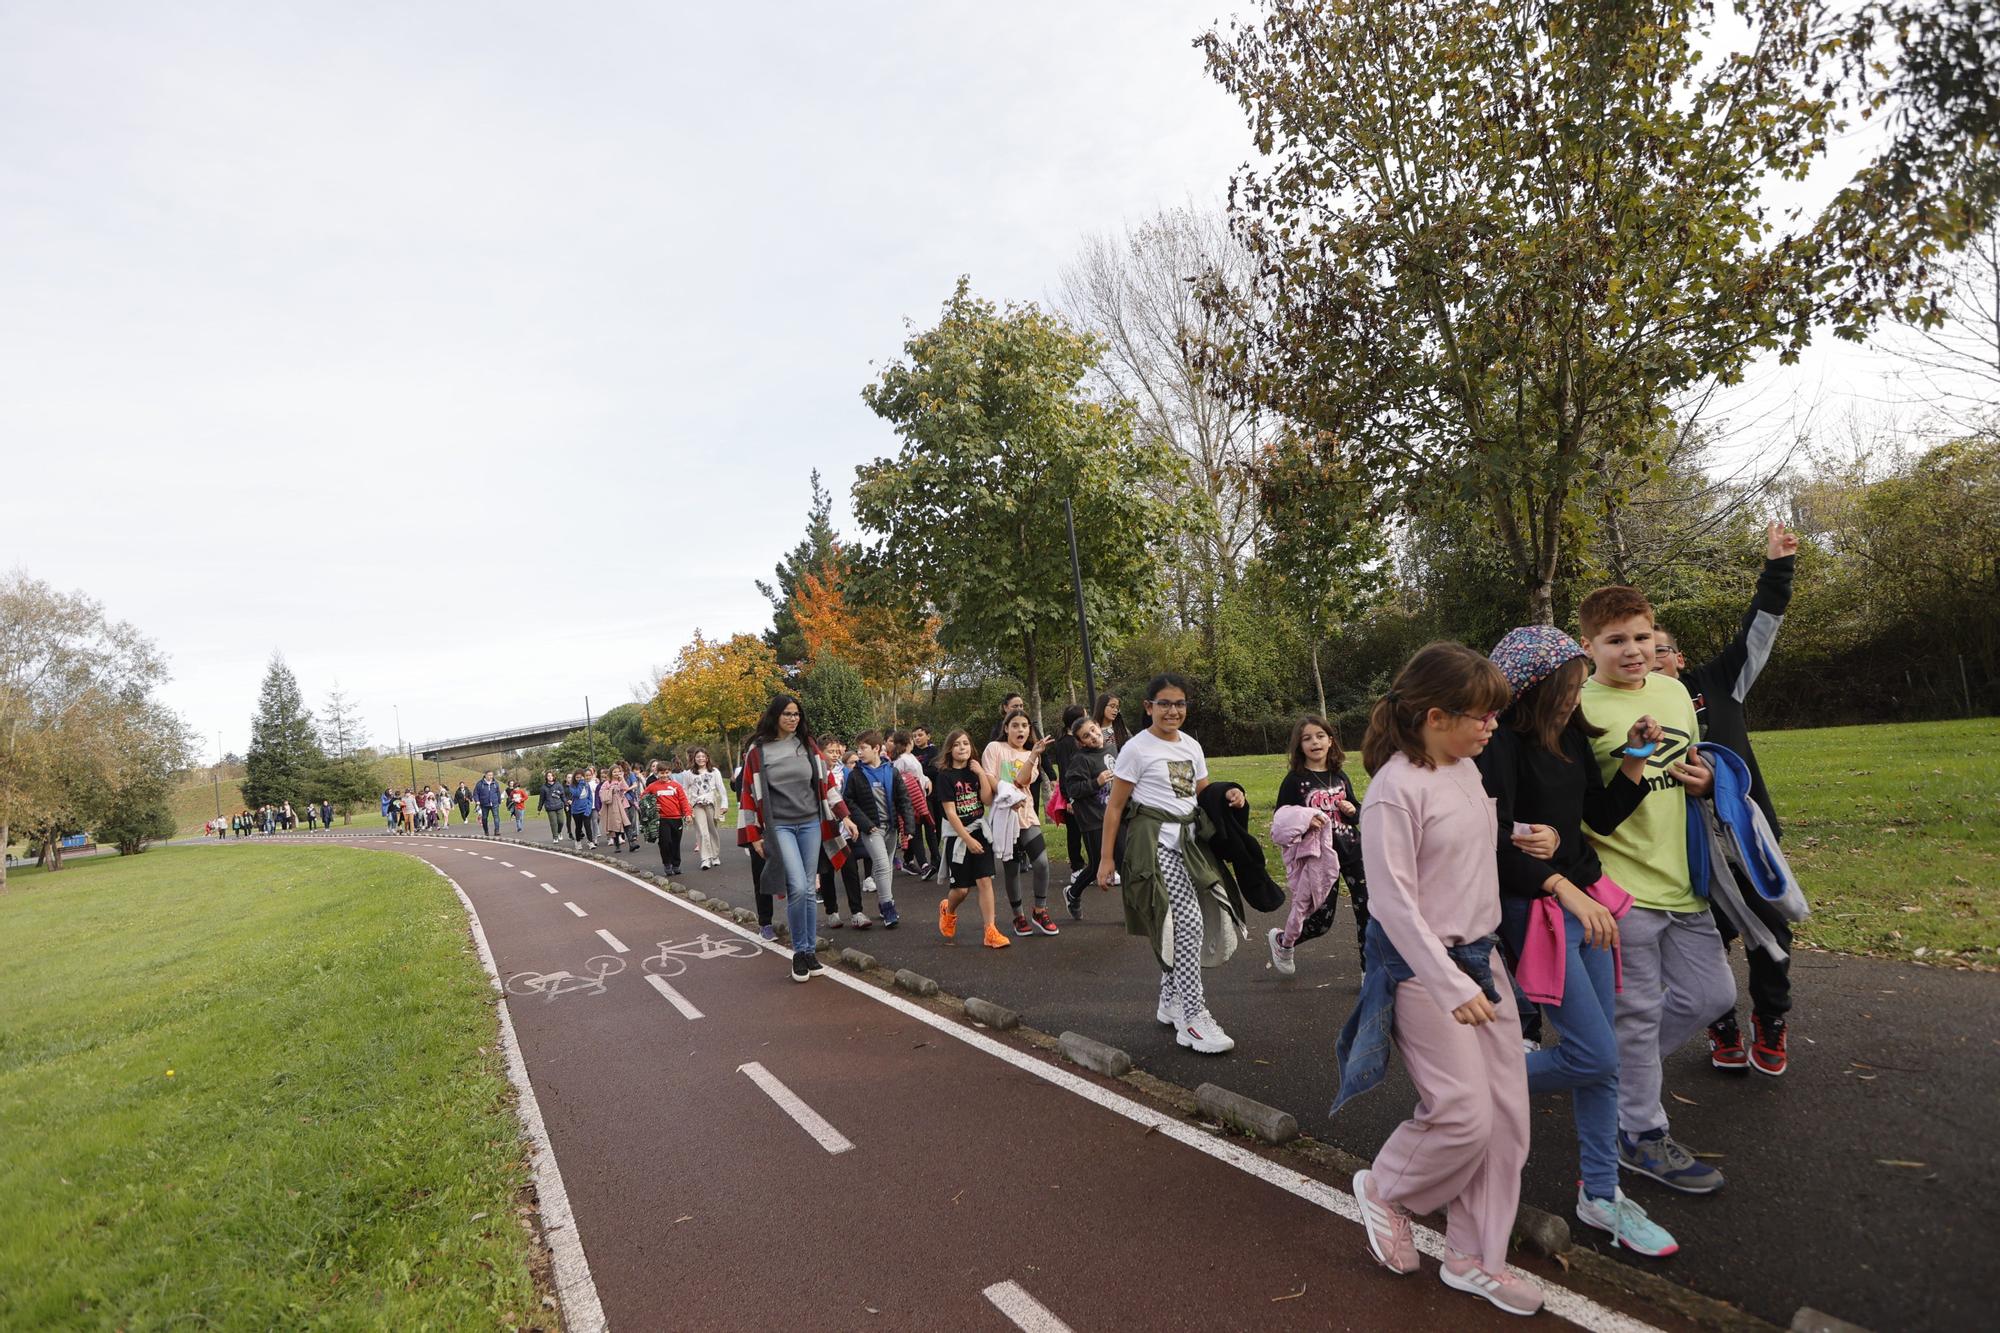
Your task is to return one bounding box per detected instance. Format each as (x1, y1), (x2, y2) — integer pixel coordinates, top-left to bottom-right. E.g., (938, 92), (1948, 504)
(418, 717), (591, 762)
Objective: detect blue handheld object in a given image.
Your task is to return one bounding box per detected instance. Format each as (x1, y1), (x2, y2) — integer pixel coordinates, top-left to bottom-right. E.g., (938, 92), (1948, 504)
(1621, 740), (1659, 759)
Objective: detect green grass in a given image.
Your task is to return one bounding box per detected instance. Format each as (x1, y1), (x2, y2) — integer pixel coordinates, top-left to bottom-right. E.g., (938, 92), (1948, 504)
(0, 845), (543, 1329)
(1206, 716), (2000, 967)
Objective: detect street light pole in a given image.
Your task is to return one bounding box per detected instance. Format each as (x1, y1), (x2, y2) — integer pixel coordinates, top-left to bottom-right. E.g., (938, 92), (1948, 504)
(213, 731), (223, 820)
(1064, 496), (1098, 711)
(395, 706), (415, 788)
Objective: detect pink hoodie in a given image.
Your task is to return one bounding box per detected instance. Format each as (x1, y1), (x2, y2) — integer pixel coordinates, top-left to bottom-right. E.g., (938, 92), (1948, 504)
(1271, 804), (1340, 948)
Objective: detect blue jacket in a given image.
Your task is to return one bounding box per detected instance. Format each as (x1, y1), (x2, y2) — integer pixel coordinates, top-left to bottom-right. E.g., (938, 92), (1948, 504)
(568, 780), (596, 816)
(1332, 920), (1501, 1115)
(474, 777), (502, 810)
(1687, 744), (1808, 958)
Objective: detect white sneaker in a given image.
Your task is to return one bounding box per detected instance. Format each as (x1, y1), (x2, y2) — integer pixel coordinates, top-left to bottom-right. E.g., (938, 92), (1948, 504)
(850, 911), (872, 929)
(1156, 993), (1180, 1027)
(862, 875), (877, 894)
(1175, 1008), (1235, 1054)
(1522, 1038), (1541, 1054)
(1440, 1251), (1543, 1316)
(1268, 927), (1297, 976)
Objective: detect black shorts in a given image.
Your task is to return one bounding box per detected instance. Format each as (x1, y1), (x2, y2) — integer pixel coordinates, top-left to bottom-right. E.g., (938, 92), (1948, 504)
(947, 838), (995, 888)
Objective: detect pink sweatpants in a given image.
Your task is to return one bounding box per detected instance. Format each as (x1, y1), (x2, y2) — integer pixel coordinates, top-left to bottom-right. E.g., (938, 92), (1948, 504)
(1369, 966), (1531, 1270)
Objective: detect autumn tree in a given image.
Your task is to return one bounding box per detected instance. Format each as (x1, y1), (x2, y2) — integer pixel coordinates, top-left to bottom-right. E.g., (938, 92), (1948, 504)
(1199, 0), (1974, 623)
(854, 279), (1181, 721)
(755, 470), (840, 667)
(641, 631), (785, 765)
(791, 549), (942, 711)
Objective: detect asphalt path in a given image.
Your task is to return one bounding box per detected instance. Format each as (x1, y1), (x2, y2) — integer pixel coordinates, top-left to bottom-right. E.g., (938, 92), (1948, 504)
(435, 825), (1998, 1333)
(267, 829), (1694, 1332)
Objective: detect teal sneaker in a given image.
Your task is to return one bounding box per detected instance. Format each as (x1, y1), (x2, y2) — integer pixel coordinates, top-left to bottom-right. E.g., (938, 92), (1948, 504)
(1577, 1185), (1680, 1257)
(1618, 1128), (1726, 1194)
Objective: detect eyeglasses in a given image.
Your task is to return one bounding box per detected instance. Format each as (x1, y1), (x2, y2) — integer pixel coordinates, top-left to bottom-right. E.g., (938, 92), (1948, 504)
(1449, 709), (1500, 725)
(1149, 699), (1188, 712)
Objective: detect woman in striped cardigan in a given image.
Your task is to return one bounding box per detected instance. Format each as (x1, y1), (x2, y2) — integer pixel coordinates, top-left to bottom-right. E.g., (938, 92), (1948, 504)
(738, 693), (858, 983)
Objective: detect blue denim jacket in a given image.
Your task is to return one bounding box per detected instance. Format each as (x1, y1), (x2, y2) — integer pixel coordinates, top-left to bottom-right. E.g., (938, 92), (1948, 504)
(1331, 920), (1501, 1115)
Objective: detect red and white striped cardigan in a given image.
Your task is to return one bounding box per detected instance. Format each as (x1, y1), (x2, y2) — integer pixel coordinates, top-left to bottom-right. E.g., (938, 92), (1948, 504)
(736, 738), (852, 870)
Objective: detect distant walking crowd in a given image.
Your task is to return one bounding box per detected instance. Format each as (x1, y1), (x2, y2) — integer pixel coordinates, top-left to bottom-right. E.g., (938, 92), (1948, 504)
(209, 800), (334, 837)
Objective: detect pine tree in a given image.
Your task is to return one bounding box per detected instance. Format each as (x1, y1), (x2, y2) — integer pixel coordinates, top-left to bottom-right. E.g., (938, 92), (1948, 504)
(315, 684), (377, 821)
(242, 654), (323, 810)
(754, 469), (839, 668)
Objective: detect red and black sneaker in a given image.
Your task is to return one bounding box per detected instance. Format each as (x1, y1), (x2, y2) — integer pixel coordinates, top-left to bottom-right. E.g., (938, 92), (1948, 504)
(1750, 1014), (1789, 1077)
(1030, 907), (1061, 936)
(1708, 1016), (1749, 1072)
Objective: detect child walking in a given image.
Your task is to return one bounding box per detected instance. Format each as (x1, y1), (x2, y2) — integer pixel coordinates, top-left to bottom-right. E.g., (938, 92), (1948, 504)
(933, 729), (1009, 949)
(843, 730), (907, 929)
(1334, 642), (1541, 1316)
(1058, 716), (1113, 920)
(1479, 626), (1679, 1257)
(1267, 714), (1371, 975)
(984, 711), (1060, 936)
(1097, 673), (1247, 1055)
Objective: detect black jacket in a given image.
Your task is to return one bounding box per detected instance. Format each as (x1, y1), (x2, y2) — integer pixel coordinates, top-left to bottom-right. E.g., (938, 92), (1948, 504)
(1058, 747), (1111, 833)
(841, 762), (913, 838)
(1680, 555), (1794, 834)
(1197, 781), (1284, 913)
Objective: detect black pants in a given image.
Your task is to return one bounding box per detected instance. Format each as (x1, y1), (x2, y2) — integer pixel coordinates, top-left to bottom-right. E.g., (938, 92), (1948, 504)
(1067, 827), (1103, 893)
(658, 819), (684, 872)
(1711, 884), (1794, 1019)
(1064, 820), (1084, 875)
(749, 848), (774, 927)
(819, 848), (863, 914)
(570, 811), (592, 841)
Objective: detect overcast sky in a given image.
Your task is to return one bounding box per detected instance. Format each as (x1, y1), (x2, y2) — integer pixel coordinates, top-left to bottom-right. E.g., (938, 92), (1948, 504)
(0, 2), (1952, 761)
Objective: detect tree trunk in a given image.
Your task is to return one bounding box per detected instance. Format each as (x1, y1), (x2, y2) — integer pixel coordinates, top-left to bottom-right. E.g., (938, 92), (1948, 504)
(1021, 629), (1044, 735)
(0, 820), (8, 888)
(1311, 640), (1328, 719)
(1528, 577), (1556, 627)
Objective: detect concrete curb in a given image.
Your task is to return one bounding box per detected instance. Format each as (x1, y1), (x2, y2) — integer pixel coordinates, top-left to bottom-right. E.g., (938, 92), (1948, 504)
(1194, 1082), (1298, 1145)
(839, 948), (878, 971)
(963, 997), (1019, 1030)
(1510, 1207), (1570, 1259)
(1058, 1031), (1133, 1077)
(893, 968), (939, 997)
(1792, 1309), (1874, 1333)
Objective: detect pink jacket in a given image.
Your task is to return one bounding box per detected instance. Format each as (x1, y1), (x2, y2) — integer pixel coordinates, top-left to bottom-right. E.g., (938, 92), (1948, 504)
(1271, 805), (1340, 947)
(1515, 874), (1635, 1004)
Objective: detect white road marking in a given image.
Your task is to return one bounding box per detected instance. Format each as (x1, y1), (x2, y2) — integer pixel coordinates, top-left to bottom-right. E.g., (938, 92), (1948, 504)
(520, 869), (536, 877)
(564, 901), (588, 918)
(737, 1062), (854, 1155)
(983, 1281), (1073, 1333)
(644, 972), (704, 1020)
(424, 865), (607, 1333)
(542, 883), (559, 894)
(499, 861), (514, 867)
(480, 855), (494, 860)
(594, 928), (629, 954)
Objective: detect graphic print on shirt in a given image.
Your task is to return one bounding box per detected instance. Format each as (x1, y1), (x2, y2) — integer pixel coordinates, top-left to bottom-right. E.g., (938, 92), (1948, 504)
(1167, 759), (1196, 799)
(948, 774), (984, 825)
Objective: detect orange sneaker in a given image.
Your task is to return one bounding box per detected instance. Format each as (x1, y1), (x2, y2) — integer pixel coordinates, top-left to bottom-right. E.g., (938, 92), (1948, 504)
(938, 898), (958, 939)
(982, 923), (1012, 949)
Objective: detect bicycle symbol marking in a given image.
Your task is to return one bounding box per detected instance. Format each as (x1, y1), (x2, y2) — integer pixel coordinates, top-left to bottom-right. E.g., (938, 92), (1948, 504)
(504, 953), (626, 1003)
(641, 933), (765, 979)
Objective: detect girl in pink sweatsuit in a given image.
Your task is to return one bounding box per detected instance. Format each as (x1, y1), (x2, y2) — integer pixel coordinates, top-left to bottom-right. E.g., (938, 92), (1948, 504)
(1348, 642), (1541, 1317)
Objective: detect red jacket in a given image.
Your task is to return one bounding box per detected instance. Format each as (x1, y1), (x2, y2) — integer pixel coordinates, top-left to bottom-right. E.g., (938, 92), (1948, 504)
(644, 777), (692, 820)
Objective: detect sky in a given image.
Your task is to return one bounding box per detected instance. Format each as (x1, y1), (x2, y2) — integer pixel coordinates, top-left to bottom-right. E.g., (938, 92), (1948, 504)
(0, 2), (1961, 761)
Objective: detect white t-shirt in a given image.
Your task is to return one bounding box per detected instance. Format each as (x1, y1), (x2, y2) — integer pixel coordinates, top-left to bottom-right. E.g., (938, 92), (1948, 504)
(1112, 728), (1207, 847)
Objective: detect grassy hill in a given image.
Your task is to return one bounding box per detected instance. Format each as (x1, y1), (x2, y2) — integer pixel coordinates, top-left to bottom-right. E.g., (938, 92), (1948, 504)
(170, 755), (488, 835)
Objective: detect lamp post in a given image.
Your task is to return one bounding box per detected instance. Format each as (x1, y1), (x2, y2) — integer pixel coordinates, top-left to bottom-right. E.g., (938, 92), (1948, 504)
(394, 706), (416, 788)
(1064, 496), (1098, 710)
(212, 731), (223, 820)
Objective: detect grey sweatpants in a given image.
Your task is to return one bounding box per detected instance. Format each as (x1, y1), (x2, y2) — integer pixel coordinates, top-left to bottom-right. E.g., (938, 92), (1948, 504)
(1615, 906), (1738, 1135)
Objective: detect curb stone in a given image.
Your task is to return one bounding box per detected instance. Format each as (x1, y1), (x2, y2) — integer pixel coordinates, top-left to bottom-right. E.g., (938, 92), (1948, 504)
(1194, 1083), (1298, 1145)
(963, 997), (1019, 1030)
(840, 948), (878, 971)
(1510, 1206), (1569, 1259)
(893, 968), (938, 996)
(1792, 1310), (1874, 1333)
(1058, 1031), (1133, 1077)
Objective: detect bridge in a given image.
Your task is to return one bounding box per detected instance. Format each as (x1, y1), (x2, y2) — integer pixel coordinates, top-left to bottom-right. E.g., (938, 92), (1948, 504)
(417, 718), (591, 762)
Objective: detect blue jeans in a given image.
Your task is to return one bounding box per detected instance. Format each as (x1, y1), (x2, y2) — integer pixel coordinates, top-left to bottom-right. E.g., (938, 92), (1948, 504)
(1524, 906), (1621, 1201)
(769, 821), (824, 954)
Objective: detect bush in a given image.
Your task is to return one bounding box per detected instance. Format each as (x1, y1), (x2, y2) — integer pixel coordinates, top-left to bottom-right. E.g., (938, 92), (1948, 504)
(799, 658), (873, 743)
(98, 790), (177, 856)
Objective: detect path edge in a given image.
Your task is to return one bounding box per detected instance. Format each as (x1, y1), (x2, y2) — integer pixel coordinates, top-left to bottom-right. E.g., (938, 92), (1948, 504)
(432, 862), (608, 1333)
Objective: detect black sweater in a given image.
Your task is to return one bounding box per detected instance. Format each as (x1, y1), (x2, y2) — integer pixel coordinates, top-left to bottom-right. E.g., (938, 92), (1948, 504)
(1058, 747), (1111, 833)
(1679, 554), (1794, 835)
(1474, 724), (1647, 903)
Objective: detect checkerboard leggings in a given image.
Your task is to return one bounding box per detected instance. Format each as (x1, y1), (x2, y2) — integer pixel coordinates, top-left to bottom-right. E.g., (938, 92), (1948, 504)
(1156, 844), (1207, 1022)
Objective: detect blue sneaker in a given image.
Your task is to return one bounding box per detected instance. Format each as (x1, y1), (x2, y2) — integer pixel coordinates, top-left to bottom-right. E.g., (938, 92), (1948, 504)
(880, 901), (900, 929)
(1618, 1128), (1725, 1194)
(759, 925), (777, 942)
(1576, 1185), (1680, 1257)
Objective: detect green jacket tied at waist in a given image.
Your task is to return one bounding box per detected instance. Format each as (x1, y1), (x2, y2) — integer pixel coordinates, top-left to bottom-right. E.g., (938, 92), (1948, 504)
(1119, 800), (1248, 972)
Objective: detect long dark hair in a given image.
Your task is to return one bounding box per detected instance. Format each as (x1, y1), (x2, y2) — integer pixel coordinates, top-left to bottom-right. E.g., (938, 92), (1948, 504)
(1093, 693), (1129, 746)
(752, 693), (815, 750)
(1285, 714), (1346, 775)
(1507, 656), (1603, 758)
(1361, 643), (1510, 775)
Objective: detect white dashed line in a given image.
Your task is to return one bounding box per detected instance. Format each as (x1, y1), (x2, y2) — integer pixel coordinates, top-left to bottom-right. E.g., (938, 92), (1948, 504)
(737, 1061), (853, 1154)
(520, 869), (536, 878)
(594, 928), (629, 953)
(542, 883), (559, 894)
(643, 973), (704, 1020)
(499, 861), (514, 867)
(564, 901), (587, 918)
(983, 1281), (1073, 1333)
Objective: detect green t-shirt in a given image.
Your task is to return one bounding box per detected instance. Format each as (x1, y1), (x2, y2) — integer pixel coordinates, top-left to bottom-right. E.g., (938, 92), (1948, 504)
(1579, 673), (1701, 913)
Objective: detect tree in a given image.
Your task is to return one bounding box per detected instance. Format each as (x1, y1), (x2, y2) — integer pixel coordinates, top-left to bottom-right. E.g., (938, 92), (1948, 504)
(855, 279), (1182, 722)
(1198, 0), (1946, 623)
(545, 729), (626, 776)
(755, 470), (841, 667)
(242, 654), (322, 811)
(2, 574), (189, 882)
(642, 631), (786, 764)
(1888, 216), (2000, 433)
(798, 658), (873, 743)
(1059, 206), (1268, 659)
(1252, 434), (1389, 716)
(791, 549), (943, 709)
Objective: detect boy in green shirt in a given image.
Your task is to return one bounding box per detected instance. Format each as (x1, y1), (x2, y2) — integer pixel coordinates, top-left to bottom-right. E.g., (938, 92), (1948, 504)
(1576, 585), (1737, 1197)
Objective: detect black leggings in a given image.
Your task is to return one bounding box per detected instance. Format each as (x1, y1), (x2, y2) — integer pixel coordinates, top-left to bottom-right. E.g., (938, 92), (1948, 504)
(749, 848), (774, 927)
(1067, 828), (1103, 893)
(570, 811), (593, 841)
(819, 848), (863, 914)
(1001, 827), (1050, 911)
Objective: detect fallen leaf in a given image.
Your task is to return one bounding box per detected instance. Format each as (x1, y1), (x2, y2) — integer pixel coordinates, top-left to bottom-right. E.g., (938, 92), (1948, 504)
(1691, 1151), (1725, 1160)
(673, 1215), (693, 1224)
(1670, 1092), (1699, 1106)
(1254, 1059), (1272, 1066)
(469, 1212), (487, 1223)
(1876, 1159), (1928, 1169)
(865, 1307), (880, 1315)
(1272, 1283), (1307, 1302)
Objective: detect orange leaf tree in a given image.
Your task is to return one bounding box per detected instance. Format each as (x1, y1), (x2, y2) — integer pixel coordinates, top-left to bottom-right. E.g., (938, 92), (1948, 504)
(792, 550), (941, 709)
(641, 631), (784, 765)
